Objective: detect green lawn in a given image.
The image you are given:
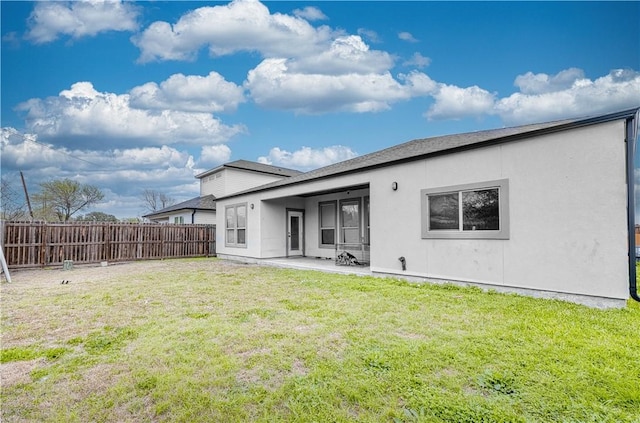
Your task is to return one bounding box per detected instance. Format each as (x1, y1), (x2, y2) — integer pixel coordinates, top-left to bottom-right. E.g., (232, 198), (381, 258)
(2, 258), (639, 422)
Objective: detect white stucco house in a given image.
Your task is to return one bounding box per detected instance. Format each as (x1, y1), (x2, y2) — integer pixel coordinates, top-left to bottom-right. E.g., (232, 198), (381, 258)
(215, 109), (640, 307)
(143, 160), (302, 224)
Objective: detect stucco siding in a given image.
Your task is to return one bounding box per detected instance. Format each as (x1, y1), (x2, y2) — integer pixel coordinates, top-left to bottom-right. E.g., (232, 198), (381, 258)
(370, 120), (629, 300)
(501, 121), (628, 298)
(200, 168), (288, 198)
(215, 117), (632, 302)
(261, 198), (305, 258)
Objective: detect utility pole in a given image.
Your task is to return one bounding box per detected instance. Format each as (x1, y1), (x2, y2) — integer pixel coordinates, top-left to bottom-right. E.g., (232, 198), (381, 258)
(20, 171), (34, 220)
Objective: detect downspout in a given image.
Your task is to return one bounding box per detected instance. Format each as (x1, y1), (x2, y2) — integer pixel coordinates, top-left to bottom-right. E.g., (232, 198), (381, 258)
(191, 209), (196, 224)
(626, 110), (640, 302)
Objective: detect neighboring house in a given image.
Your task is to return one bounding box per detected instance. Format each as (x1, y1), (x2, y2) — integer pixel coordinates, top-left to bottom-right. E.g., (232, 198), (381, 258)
(144, 160), (302, 224)
(215, 109), (639, 307)
(143, 195), (217, 224)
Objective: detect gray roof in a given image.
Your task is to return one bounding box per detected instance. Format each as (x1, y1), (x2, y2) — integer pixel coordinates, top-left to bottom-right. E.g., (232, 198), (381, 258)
(143, 194), (216, 218)
(196, 159), (302, 179)
(219, 108), (639, 200)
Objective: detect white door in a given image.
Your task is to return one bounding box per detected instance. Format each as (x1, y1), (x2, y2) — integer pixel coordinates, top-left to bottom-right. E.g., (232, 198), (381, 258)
(287, 211), (304, 257)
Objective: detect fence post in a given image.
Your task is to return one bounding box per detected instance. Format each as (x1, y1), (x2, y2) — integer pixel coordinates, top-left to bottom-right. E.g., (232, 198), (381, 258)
(40, 222), (47, 268)
(160, 225), (165, 260)
(104, 223), (110, 262)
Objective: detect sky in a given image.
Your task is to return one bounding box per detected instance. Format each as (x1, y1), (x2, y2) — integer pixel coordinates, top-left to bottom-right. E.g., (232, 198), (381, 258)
(1, 0), (639, 219)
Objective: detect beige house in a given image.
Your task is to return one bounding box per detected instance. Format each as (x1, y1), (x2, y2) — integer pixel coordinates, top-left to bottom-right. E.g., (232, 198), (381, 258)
(144, 160), (301, 224)
(215, 109), (639, 307)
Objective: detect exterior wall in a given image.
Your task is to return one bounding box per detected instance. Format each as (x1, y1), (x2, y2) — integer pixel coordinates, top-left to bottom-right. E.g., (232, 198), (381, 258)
(261, 198), (306, 257)
(168, 211), (192, 224)
(200, 171), (226, 197)
(147, 210), (215, 224)
(193, 211), (216, 225)
(370, 120), (629, 300)
(215, 172), (370, 259)
(216, 119), (630, 301)
(200, 168), (288, 198)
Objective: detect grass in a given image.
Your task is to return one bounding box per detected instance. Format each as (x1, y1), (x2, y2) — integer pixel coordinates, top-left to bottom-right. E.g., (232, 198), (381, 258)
(1, 258), (639, 422)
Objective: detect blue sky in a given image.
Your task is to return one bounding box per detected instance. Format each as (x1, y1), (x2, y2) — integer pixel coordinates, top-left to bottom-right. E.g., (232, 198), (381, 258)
(1, 0), (639, 219)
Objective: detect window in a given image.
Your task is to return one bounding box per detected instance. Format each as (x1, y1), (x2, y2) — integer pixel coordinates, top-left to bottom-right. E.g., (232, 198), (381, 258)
(421, 179), (509, 239)
(319, 201), (336, 247)
(225, 203), (247, 247)
(173, 216), (184, 224)
(340, 199), (360, 244)
(364, 196), (370, 244)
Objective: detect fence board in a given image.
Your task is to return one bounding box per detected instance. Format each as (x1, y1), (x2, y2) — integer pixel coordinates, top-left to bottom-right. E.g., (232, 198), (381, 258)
(1, 221), (216, 269)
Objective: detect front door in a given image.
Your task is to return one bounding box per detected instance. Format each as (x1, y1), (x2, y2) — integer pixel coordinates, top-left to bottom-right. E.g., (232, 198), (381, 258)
(287, 210), (304, 257)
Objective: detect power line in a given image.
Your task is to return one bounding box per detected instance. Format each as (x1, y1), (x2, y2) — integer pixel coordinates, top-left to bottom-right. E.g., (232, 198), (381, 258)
(21, 137), (107, 168)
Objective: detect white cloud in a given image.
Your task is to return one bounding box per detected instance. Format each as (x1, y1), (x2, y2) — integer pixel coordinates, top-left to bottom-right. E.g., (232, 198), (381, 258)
(495, 68), (640, 124)
(426, 84), (496, 120)
(423, 68), (640, 124)
(398, 32), (418, 43)
(25, 0), (139, 44)
(16, 82), (246, 147)
(132, 0), (334, 63)
(246, 58), (417, 114)
(0, 128), (201, 219)
(401, 71), (439, 96)
(403, 52), (431, 69)
(287, 35), (394, 75)
(1, 127), (195, 173)
(257, 145), (358, 171)
(199, 145), (232, 167)
(292, 6), (327, 21)
(357, 28), (381, 44)
(514, 68), (585, 95)
(132, 0), (443, 117)
(129, 72), (245, 113)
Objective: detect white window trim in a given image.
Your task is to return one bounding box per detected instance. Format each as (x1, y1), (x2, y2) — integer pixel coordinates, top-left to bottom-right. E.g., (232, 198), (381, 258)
(225, 203), (247, 248)
(421, 179), (509, 240)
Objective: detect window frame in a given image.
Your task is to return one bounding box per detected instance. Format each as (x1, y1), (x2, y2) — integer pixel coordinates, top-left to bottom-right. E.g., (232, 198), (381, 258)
(339, 198), (361, 245)
(225, 203), (247, 248)
(318, 200), (337, 248)
(421, 179), (509, 240)
(364, 196), (370, 245)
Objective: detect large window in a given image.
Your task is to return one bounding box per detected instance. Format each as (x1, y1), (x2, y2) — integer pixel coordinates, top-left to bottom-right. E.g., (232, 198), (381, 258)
(319, 201), (336, 247)
(225, 203), (247, 247)
(421, 179), (509, 239)
(340, 199), (360, 244)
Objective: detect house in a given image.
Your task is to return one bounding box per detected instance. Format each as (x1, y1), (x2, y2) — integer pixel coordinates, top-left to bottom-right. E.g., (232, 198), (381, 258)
(215, 109), (639, 307)
(143, 160), (302, 224)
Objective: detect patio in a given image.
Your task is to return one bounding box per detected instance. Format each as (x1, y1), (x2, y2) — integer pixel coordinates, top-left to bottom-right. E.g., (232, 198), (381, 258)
(254, 256), (371, 277)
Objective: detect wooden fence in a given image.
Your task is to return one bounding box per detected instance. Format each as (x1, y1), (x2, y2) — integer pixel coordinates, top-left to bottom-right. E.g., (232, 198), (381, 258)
(1, 221), (216, 269)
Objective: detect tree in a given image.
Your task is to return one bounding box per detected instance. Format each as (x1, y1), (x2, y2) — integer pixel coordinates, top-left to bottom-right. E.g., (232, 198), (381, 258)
(0, 176), (29, 220)
(33, 179), (104, 222)
(74, 211), (119, 222)
(141, 189), (175, 213)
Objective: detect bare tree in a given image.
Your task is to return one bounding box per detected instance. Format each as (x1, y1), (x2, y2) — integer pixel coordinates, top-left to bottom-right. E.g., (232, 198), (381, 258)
(0, 176), (29, 220)
(33, 179), (104, 222)
(141, 189), (175, 213)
